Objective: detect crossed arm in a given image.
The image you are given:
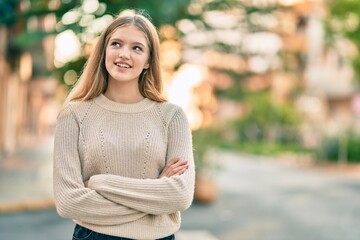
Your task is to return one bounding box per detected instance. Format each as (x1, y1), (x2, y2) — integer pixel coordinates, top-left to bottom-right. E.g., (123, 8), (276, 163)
(83, 157), (188, 188)
(86, 109), (195, 215)
(53, 106), (194, 225)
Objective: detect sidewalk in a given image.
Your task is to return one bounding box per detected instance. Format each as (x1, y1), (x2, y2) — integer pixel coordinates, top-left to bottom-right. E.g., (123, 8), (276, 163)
(0, 137), (55, 212)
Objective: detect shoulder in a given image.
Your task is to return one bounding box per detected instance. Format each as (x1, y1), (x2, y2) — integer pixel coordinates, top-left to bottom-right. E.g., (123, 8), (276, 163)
(156, 101), (182, 113)
(58, 99), (95, 122)
(67, 99), (94, 112)
(154, 101), (184, 118)
(154, 101), (188, 125)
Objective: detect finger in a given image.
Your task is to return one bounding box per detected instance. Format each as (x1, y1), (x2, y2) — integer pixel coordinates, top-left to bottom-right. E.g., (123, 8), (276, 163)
(166, 163), (189, 177)
(159, 158), (178, 178)
(162, 157), (180, 171)
(168, 166), (188, 177)
(168, 157), (180, 165)
(161, 158), (182, 176)
(162, 160), (187, 176)
(176, 166), (188, 176)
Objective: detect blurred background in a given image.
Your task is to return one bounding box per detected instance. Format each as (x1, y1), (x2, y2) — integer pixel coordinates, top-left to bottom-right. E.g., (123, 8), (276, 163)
(1, 0), (360, 239)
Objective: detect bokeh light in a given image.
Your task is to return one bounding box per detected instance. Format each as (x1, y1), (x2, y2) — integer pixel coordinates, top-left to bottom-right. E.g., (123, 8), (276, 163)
(54, 30), (81, 67)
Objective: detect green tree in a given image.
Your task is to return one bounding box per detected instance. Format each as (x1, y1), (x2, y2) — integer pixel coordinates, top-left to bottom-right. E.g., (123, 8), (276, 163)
(0, 0), (192, 82)
(326, 0), (360, 83)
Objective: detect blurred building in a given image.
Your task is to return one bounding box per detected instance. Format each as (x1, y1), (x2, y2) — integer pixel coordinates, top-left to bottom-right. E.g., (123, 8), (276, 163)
(0, 0), (358, 154)
(176, 0), (357, 147)
(0, 2), (60, 154)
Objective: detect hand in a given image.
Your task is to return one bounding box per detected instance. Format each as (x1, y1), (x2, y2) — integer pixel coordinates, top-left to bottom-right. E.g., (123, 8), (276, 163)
(159, 157), (189, 178)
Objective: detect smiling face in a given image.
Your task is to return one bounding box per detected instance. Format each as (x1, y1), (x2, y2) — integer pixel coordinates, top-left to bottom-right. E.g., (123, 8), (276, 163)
(105, 25), (150, 87)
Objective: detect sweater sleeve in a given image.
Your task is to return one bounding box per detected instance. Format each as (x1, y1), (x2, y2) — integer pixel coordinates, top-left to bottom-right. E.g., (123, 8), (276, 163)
(53, 105), (146, 225)
(88, 108), (195, 215)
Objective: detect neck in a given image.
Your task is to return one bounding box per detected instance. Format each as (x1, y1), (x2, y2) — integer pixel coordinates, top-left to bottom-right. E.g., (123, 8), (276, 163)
(105, 81), (144, 104)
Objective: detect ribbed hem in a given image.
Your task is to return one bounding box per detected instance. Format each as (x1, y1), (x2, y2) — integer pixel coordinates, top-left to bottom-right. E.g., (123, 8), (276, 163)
(93, 94), (156, 113)
(76, 218), (180, 240)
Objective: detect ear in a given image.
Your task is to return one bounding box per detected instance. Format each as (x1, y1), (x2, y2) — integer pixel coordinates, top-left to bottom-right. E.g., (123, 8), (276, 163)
(144, 62), (149, 69)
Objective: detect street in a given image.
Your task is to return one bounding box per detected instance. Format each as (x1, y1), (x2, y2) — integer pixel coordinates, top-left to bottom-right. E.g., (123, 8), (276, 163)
(182, 151), (360, 240)
(1, 151), (360, 240)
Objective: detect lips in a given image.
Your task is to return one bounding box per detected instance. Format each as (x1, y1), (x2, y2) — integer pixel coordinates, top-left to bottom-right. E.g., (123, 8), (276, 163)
(115, 62), (131, 68)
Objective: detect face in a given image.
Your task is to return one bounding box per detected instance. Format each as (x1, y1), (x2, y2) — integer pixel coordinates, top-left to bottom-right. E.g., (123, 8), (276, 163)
(105, 25), (150, 86)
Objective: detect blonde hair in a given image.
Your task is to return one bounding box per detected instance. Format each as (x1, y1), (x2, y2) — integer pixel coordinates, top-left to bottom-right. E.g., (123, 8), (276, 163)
(64, 11), (166, 104)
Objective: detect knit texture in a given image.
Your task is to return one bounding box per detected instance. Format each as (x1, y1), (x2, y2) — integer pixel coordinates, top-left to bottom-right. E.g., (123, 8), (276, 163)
(53, 94), (195, 240)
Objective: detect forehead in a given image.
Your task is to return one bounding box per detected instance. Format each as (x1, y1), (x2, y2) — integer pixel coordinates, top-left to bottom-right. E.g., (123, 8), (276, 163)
(109, 25), (148, 46)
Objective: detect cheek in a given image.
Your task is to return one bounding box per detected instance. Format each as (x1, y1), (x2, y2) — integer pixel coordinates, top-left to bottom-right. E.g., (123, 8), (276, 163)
(105, 49), (112, 62)
(138, 56), (149, 68)
(104, 50), (114, 69)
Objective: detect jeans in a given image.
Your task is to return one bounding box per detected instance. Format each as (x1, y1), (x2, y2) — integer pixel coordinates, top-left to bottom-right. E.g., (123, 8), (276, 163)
(72, 224), (175, 240)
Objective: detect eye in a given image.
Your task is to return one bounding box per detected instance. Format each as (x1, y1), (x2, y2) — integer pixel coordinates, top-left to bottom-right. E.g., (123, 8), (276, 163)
(133, 46), (142, 51)
(111, 41), (120, 47)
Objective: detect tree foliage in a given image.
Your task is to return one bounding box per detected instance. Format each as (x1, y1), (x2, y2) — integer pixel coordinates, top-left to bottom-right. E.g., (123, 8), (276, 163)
(0, 0), (192, 81)
(326, 0), (360, 82)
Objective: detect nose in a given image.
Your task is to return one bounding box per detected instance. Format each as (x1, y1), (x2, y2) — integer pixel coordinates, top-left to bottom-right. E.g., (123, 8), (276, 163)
(118, 46), (130, 59)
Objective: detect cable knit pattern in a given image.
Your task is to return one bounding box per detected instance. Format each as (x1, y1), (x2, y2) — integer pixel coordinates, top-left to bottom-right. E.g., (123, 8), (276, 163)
(53, 94), (195, 240)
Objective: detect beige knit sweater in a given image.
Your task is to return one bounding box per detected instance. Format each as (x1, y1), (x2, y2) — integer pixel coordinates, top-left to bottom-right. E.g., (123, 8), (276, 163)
(53, 94), (195, 240)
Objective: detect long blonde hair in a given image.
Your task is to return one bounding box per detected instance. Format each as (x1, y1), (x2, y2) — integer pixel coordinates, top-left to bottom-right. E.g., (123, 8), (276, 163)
(64, 11), (166, 104)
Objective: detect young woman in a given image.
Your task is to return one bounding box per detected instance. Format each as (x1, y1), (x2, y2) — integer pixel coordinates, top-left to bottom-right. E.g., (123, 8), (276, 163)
(53, 10), (195, 240)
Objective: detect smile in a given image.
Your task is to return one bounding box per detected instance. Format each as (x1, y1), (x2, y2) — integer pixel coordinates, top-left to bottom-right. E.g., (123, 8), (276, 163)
(115, 63), (131, 68)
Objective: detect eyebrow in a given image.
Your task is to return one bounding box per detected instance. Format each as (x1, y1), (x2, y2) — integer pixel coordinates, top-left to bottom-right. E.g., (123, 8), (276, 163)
(109, 38), (147, 48)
